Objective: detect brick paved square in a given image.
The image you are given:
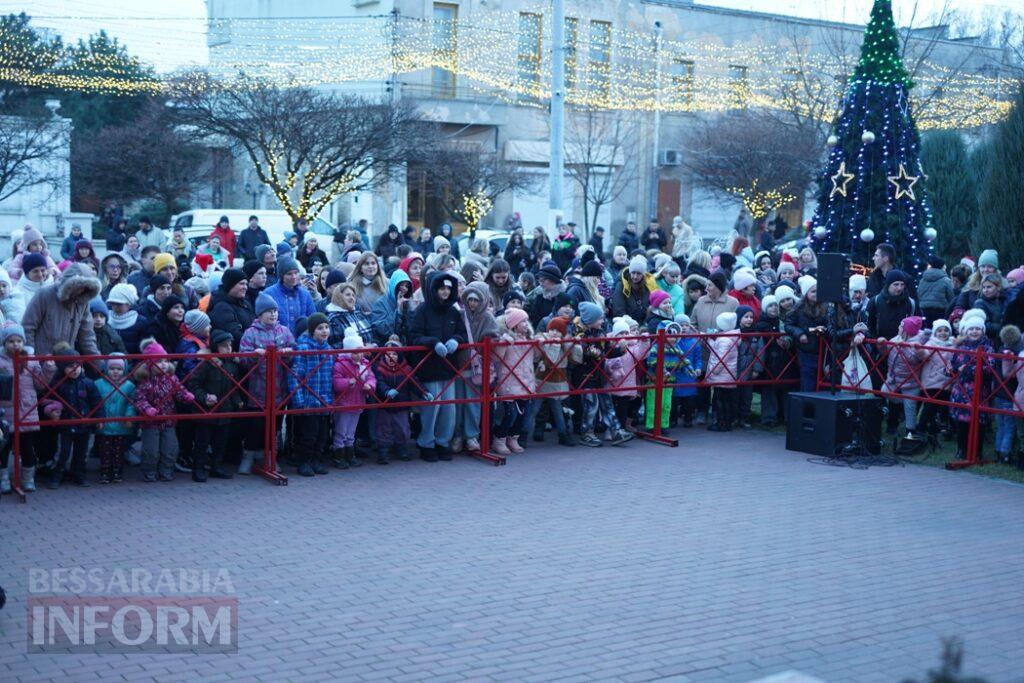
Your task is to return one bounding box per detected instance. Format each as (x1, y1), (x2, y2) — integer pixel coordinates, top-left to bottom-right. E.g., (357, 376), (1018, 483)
(1, 429), (1022, 682)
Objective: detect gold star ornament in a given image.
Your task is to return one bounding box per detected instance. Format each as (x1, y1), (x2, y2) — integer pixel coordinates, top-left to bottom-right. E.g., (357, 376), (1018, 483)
(888, 163), (919, 201)
(830, 161), (855, 198)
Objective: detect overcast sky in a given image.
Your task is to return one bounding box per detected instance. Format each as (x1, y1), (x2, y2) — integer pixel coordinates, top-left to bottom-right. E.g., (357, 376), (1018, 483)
(1, 0), (1017, 72)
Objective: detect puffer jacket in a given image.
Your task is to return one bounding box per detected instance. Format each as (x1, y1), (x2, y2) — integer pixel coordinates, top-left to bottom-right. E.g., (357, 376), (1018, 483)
(0, 349), (46, 432)
(408, 272), (466, 382)
(21, 264), (101, 355)
(94, 378), (136, 435)
(289, 332), (334, 409)
(209, 288), (255, 351)
(972, 293), (1006, 342)
(186, 354), (244, 424)
(918, 330), (954, 391)
(333, 353), (376, 408)
(883, 333), (926, 393)
(611, 269), (657, 322)
(605, 337), (652, 397)
(736, 330), (765, 380)
(132, 367), (194, 429)
(239, 320), (295, 407)
(917, 269), (954, 311)
(536, 338), (580, 394)
(706, 331), (740, 386)
(494, 333), (538, 398)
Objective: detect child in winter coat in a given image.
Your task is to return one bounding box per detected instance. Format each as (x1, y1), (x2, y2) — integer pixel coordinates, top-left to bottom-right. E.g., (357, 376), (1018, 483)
(1002, 332), (1024, 469)
(993, 323), (1023, 464)
(706, 311), (740, 431)
(186, 330), (243, 482)
(332, 325), (376, 468)
(606, 316), (650, 433)
(374, 336), (431, 463)
(752, 295), (790, 427)
(94, 356), (136, 484)
(667, 314), (703, 428)
(949, 313), (995, 460)
(526, 316), (580, 446)
(43, 349), (101, 488)
(289, 313), (335, 477)
(238, 292), (295, 474)
(881, 316), (926, 435)
(0, 323), (45, 493)
(917, 319), (955, 440)
(735, 306), (765, 429)
(491, 308), (537, 455)
(571, 301), (633, 447)
(132, 340), (196, 482)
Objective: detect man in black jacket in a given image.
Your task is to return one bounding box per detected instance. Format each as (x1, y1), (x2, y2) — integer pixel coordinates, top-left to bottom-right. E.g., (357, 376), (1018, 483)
(236, 215), (271, 261)
(588, 226), (606, 259)
(867, 269), (916, 340)
(617, 222), (639, 252)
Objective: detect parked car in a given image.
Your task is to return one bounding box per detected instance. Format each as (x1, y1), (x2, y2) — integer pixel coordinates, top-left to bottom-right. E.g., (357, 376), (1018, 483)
(172, 209), (339, 254)
(454, 229), (533, 259)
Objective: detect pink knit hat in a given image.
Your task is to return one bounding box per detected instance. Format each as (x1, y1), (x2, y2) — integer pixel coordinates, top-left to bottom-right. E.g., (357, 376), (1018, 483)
(649, 290), (671, 309)
(1006, 267), (1024, 284)
(504, 308), (529, 332)
(142, 340), (168, 356)
(901, 316), (924, 338)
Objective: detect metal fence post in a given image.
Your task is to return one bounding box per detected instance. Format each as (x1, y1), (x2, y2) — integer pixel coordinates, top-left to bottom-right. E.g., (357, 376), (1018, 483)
(8, 350), (26, 502)
(479, 337), (499, 463)
(258, 345), (287, 485)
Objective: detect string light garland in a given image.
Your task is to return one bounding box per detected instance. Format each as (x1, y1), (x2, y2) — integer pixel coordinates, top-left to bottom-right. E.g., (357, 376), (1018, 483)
(727, 179), (797, 220)
(460, 191), (494, 231)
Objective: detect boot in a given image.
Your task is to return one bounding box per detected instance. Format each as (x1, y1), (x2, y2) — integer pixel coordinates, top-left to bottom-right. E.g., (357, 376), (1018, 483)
(312, 457), (329, 475)
(558, 433), (577, 447)
(377, 448), (390, 465)
(23, 466), (36, 492)
(345, 446), (361, 468)
(506, 436), (524, 454)
(331, 447), (348, 469)
(192, 468), (208, 483)
(0, 468), (10, 494)
(491, 437), (511, 455)
(419, 445), (437, 462)
(396, 444), (411, 461)
(238, 450), (256, 475)
(297, 461), (315, 477)
(436, 445), (452, 461)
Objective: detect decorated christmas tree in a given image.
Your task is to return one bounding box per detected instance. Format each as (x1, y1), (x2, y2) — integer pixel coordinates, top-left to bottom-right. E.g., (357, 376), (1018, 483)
(809, 0), (935, 275)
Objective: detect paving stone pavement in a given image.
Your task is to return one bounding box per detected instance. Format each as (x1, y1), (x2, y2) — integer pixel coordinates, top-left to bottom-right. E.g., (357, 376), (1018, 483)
(1, 429), (1023, 683)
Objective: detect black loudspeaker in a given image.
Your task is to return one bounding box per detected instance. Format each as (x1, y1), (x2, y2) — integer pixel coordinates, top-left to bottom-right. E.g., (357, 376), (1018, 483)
(816, 252), (850, 304)
(786, 391), (884, 456)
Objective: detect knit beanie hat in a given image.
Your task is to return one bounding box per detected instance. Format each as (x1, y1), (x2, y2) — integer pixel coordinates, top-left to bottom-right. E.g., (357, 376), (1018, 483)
(89, 297), (109, 318)
(242, 259), (263, 279)
(153, 253), (176, 274)
(161, 295), (185, 316)
(504, 308), (529, 332)
(719, 253), (737, 270)
(1, 323), (25, 343)
(546, 317), (569, 335)
(342, 325), (364, 350)
(503, 289), (524, 307)
(653, 253), (672, 272)
(306, 312), (329, 336)
(325, 268), (346, 288)
(255, 292), (278, 316)
(581, 260), (603, 278)
(798, 275), (817, 298)
(211, 329), (233, 348)
(255, 244), (273, 262)
(611, 317), (632, 336)
(716, 311), (737, 332)
(884, 269), (909, 287)
(220, 268), (247, 293)
(735, 305), (754, 324)
(537, 262), (563, 283)
(777, 260), (796, 275)
(674, 313), (691, 326)
(1007, 267), (1024, 284)
(649, 290), (671, 309)
(774, 284), (796, 304)
(709, 270), (729, 293)
(104, 355), (127, 374)
(960, 314), (985, 332)
(106, 283), (139, 306)
(186, 275), (210, 296)
(932, 319), (952, 334)
(761, 294), (778, 310)
(149, 274), (172, 292)
(278, 257), (300, 276)
(978, 249), (999, 269)
(22, 252), (47, 274)
(194, 253), (214, 273)
(433, 235), (450, 251)
(849, 273), (867, 294)
(184, 309), (211, 335)
(927, 255), (946, 269)
(579, 301), (603, 326)
(733, 268), (757, 291)
(142, 340), (167, 356)
(276, 242), (292, 257)
(628, 255), (649, 274)
(901, 315), (924, 338)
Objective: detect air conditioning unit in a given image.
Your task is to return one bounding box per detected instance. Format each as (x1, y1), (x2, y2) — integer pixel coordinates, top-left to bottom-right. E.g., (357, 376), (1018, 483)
(659, 149), (682, 166)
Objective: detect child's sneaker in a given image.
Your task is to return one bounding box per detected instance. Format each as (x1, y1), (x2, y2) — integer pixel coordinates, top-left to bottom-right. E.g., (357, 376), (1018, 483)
(157, 472), (174, 482)
(610, 429), (634, 446)
(99, 474), (111, 485)
(579, 433), (603, 448)
(465, 438), (480, 453)
(297, 462), (315, 477)
(142, 472), (157, 483)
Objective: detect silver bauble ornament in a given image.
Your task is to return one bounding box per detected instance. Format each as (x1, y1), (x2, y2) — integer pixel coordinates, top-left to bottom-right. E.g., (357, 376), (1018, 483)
(813, 226), (827, 239)
(860, 228), (875, 242)
(827, 135), (839, 147)
(861, 130), (876, 144)
(924, 227), (937, 242)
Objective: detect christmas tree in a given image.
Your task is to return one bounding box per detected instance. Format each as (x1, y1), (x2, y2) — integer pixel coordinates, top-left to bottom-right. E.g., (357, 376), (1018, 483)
(809, 0), (935, 275)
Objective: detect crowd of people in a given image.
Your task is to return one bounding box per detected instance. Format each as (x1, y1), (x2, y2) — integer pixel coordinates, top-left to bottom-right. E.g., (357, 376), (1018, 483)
(3, 214), (1024, 495)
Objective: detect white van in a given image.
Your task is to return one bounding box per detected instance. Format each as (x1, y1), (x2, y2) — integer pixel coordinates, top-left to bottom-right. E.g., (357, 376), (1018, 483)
(172, 209), (339, 250)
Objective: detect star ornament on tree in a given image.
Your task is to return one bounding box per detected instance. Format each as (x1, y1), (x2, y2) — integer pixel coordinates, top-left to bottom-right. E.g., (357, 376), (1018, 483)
(888, 163), (920, 201)
(830, 161), (855, 198)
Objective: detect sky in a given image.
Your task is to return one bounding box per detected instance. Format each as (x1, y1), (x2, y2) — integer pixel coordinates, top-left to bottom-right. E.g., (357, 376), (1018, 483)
(1, 0), (1018, 73)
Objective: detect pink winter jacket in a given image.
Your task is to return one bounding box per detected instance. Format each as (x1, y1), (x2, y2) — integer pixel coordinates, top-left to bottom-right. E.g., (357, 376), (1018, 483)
(605, 338), (652, 397)
(918, 331), (955, 391)
(332, 355), (376, 408)
(882, 334), (926, 393)
(494, 334), (537, 398)
(706, 331), (740, 387)
(0, 350), (48, 432)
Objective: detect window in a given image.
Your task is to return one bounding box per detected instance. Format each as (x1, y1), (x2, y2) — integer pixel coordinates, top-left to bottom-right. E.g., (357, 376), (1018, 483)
(564, 17), (578, 91)
(432, 3), (458, 98)
(729, 64), (749, 107)
(671, 59), (695, 105)
(517, 12), (542, 89)
(588, 20), (612, 98)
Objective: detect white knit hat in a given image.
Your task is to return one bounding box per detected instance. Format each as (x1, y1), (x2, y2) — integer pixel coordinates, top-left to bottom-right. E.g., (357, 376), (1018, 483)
(798, 276), (817, 298)
(960, 315), (985, 332)
(761, 294), (778, 310)
(105, 282), (139, 306)
(628, 255), (649, 274)
(932, 318), (952, 334)
(342, 325), (364, 350)
(611, 317), (632, 336)
(849, 273), (867, 293)
(716, 311), (737, 332)
(733, 268), (757, 291)
(774, 284), (796, 304)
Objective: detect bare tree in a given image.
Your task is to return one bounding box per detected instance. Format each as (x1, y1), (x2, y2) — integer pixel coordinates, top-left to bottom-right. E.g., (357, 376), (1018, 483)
(171, 73), (426, 222)
(415, 141), (537, 233)
(564, 107), (640, 237)
(680, 111), (820, 219)
(0, 110), (68, 204)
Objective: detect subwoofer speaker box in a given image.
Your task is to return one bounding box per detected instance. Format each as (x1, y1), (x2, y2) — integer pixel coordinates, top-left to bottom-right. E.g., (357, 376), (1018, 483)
(815, 252), (850, 304)
(786, 391), (884, 456)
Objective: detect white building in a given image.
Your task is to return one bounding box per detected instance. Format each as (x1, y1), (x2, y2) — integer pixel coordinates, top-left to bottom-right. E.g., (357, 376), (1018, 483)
(205, 0), (1010, 243)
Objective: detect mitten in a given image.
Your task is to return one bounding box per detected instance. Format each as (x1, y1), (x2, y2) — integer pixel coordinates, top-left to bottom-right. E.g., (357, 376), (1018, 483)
(434, 342), (449, 357)
(144, 407), (158, 417)
(445, 339), (459, 354)
(386, 388), (399, 400)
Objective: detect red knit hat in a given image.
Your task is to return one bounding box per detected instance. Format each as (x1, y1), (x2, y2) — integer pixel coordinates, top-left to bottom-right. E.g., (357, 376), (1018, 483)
(546, 317), (569, 335)
(194, 253), (214, 272)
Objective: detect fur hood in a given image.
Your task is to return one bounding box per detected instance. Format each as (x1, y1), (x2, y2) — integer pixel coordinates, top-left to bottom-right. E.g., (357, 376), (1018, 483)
(57, 263), (101, 304)
(1000, 324), (1022, 349)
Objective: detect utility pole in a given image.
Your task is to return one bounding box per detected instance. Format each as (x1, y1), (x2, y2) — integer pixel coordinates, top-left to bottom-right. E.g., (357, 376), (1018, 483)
(647, 21), (663, 223)
(548, 0), (566, 236)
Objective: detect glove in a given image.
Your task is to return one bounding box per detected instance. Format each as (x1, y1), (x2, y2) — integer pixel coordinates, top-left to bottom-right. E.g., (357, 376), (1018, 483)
(422, 392), (434, 402)
(144, 407), (158, 417)
(434, 342), (449, 357)
(445, 339), (459, 354)
(385, 388), (399, 400)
